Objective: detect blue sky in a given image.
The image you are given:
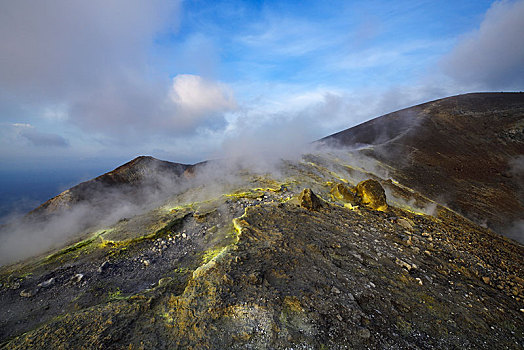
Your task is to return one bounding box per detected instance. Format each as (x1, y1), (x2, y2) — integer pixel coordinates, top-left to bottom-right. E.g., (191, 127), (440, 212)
(1, 0), (523, 176)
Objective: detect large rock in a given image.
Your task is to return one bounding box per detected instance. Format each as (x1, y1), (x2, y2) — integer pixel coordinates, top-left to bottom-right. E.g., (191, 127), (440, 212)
(354, 179), (388, 211)
(330, 183), (358, 205)
(298, 188), (322, 211)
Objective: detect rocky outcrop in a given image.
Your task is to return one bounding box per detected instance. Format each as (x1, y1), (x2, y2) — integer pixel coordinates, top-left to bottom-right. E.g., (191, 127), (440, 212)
(330, 183), (358, 206)
(354, 179), (388, 211)
(298, 188), (322, 211)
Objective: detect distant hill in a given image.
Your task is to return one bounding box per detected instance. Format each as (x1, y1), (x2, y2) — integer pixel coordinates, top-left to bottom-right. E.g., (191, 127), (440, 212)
(322, 92), (524, 242)
(31, 156), (191, 217)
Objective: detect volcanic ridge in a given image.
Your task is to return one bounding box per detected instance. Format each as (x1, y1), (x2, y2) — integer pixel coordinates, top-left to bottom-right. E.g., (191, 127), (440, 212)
(0, 93), (523, 349)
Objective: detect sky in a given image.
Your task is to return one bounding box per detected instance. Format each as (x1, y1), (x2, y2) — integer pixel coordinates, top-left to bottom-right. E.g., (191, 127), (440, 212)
(1, 0), (524, 210)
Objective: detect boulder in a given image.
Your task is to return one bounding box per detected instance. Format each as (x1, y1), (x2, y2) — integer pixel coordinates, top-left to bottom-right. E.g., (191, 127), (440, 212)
(330, 183), (358, 205)
(397, 218), (413, 231)
(354, 179), (388, 211)
(37, 278), (55, 288)
(298, 188), (322, 211)
(19, 289), (34, 298)
(71, 274), (84, 283)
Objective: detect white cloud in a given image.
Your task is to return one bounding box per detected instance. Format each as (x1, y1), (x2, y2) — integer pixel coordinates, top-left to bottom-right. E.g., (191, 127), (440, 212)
(0, 0), (179, 102)
(335, 39), (449, 71)
(20, 129), (69, 148)
(169, 74), (237, 123)
(11, 123), (32, 128)
(236, 12), (348, 60)
(69, 74), (237, 139)
(441, 0), (524, 90)
(42, 106), (68, 122)
(1, 123), (69, 148)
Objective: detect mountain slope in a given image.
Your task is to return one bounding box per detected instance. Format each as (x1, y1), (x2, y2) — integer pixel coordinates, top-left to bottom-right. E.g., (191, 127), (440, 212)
(322, 92), (524, 242)
(0, 94), (523, 349)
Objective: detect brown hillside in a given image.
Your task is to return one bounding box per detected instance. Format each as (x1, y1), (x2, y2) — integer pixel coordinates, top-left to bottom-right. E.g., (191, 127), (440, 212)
(322, 92), (524, 242)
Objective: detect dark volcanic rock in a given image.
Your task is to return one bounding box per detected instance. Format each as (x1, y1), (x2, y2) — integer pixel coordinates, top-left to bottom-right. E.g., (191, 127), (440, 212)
(299, 188), (322, 210)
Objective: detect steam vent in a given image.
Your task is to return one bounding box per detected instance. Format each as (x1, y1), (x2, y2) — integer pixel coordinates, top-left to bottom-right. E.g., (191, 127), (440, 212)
(1, 93), (523, 349)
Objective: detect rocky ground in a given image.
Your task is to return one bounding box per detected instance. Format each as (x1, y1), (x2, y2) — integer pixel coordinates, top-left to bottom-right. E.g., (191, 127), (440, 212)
(0, 150), (523, 349)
